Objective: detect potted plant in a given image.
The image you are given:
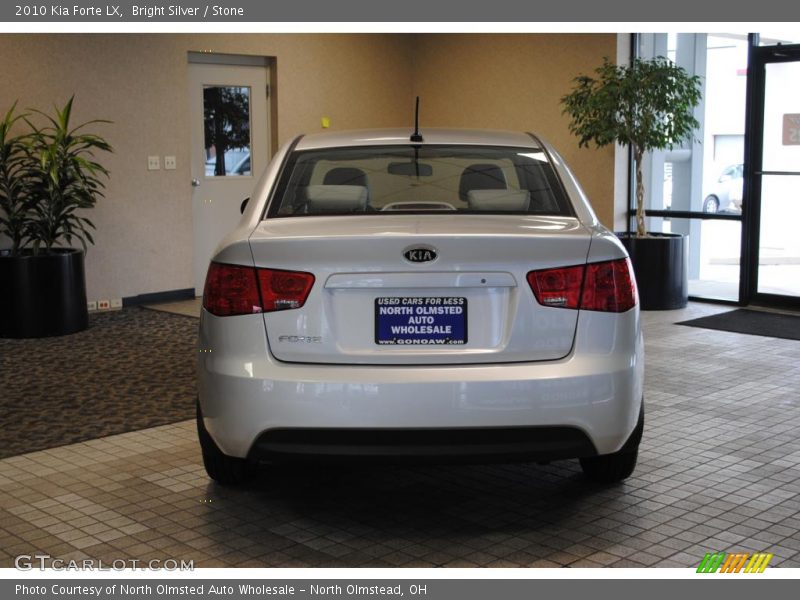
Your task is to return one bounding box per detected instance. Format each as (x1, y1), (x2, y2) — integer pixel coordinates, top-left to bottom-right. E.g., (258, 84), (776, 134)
(561, 56), (702, 310)
(0, 103), (29, 257)
(0, 97), (111, 337)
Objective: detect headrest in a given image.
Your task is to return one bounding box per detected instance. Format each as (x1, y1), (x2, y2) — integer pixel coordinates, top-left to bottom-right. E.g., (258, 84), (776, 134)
(467, 190), (531, 212)
(323, 167), (369, 188)
(459, 163), (507, 201)
(306, 185), (368, 212)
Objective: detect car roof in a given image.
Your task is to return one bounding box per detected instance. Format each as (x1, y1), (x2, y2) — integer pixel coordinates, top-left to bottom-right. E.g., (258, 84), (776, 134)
(295, 128), (542, 151)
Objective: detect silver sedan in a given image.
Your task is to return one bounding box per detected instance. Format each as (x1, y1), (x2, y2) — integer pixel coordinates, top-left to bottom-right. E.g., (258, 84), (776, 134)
(197, 128), (645, 486)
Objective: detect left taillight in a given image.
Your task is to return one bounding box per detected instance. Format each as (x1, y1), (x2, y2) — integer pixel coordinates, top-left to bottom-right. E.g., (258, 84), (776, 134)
(526, 264), (584, 310)
(203, 263), (314, 317)
(527, 258), (637, 313)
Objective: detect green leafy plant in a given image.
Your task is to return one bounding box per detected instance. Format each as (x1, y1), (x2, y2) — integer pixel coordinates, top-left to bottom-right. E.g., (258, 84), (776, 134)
(22, 96), (112, 254)
(0, 102), (30, 254)
(561, 57), (702, 237)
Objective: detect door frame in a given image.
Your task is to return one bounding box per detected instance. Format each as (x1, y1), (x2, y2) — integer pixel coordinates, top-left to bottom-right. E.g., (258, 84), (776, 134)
(741, 36), (800, 308)
(187, 52), (274, 294)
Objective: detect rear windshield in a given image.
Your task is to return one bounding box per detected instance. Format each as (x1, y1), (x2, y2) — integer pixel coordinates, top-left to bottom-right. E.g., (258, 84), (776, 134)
(267, 145), (572, 217)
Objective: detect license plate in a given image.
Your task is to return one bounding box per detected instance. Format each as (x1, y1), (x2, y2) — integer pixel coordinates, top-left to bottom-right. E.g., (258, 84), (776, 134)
(375, 297), (467, 345)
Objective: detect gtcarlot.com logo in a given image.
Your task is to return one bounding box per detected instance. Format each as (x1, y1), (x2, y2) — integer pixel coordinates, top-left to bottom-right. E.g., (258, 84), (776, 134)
(696, 551), (773, 573)
(15, 554), (194, 571)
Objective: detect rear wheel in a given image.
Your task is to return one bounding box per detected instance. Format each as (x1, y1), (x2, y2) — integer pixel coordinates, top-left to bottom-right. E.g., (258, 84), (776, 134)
(196, 401), (255, 485)
(580, 449), (638, 483)
(580, 402), (643, 483)
(703, 195), (720, 213)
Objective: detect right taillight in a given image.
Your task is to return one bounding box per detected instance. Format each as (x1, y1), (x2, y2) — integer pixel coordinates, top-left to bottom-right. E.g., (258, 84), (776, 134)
(527, 258), (637, 313)
(203, 263), (314, 317)
(581, 258), (637, 313)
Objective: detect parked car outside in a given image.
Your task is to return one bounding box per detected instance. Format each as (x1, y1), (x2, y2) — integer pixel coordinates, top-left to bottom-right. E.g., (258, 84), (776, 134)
(703, 163), (743, 213)
(231, 153), (251, 176)
(197, 128), (645, 486)
(205, 149), (250, 177)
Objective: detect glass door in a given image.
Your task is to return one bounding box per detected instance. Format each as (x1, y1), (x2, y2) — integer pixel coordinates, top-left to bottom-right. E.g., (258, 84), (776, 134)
(747, 44), (800, 305)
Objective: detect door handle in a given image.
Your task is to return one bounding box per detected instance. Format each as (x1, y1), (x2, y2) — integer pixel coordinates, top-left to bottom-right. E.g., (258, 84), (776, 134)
(192, 178), (201, 187)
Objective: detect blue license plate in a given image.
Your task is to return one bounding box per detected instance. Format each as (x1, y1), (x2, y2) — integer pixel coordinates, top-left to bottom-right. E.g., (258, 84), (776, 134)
(375, 297), (467, 345)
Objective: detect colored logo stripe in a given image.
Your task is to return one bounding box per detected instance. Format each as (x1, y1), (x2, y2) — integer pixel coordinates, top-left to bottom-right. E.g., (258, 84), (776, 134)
(745, 553), (773, 573)
(697, 552), (726, 573)
(720, 553), (749, 573)
(697, 552), (773, 573)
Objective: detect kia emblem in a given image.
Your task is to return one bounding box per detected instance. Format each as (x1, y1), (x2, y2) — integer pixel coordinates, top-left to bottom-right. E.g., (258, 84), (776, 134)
(403, 246), (438, 263)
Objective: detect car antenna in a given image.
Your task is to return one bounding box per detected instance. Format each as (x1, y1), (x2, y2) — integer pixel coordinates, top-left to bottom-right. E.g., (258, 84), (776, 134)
(410, 96), (423, 143)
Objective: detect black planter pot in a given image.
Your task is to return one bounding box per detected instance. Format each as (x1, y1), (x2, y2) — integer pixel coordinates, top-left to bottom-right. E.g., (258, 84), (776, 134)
(617, 233), (688, 311)
(0, 248), (89, 338)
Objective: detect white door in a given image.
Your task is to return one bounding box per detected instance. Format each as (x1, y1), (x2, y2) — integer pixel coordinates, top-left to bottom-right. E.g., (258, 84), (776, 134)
(189, 62), (270, 295)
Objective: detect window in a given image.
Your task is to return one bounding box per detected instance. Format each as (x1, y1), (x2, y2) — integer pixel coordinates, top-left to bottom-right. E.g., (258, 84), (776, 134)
(634, 33), (748, 301)
(758, 31), (800, 46)
(652, 217), (743, 302)
(268, 146), (572, 217)
(203, 85), (252, 177)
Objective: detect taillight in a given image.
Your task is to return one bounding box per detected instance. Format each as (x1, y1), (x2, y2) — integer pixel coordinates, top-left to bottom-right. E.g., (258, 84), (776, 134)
(527, 258), (636, 313)
(526, 265), (584, 309)
(203, 263), (314, 317)
(203, 263), (262, 317)
(256, 268), (315, 312)
(581, 258), (637, 312)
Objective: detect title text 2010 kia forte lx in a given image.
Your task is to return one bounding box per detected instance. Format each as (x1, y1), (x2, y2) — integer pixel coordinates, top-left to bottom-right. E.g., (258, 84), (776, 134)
(197, 128), (644, 486)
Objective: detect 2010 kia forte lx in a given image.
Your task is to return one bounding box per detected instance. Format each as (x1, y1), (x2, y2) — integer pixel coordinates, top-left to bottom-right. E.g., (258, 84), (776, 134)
(197, 128), (644, 485)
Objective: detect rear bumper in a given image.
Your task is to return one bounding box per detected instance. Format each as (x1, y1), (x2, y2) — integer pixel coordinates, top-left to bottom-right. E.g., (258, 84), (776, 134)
(198, 308), (644, 460)
(248, 426), (597, 464)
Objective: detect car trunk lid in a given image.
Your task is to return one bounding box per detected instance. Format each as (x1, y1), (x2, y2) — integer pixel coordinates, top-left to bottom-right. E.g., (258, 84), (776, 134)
(248, 214), (592, 365)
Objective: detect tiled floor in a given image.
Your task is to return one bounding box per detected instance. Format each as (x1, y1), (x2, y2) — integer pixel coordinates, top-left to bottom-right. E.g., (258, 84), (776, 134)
(1, 303), (799, 568)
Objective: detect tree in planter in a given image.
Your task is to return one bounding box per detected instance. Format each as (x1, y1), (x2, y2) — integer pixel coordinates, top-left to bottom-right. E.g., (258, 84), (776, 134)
(23, 96), (112, 254)
(560, 56), (702, 237)
(0, 103), (30, 255)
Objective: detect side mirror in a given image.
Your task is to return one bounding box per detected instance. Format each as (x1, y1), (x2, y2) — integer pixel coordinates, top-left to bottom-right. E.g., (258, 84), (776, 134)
(240, 197), (250, 214)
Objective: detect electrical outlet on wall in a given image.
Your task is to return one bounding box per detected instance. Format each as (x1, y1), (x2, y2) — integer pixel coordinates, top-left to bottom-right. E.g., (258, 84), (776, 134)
(164, 156), (177, 170)
(110, 298), (123, 309)
(87, 300), (98, 311)
(98, 300), (110, 310)
(147, 156), (160, 170)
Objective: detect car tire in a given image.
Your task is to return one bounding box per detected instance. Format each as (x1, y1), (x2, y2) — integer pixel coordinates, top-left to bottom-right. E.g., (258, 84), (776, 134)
(703, 196), (720, 213)
(196, 401), (255, 486)
(580, 449), (638, 483)
(580, 402), (643, 483)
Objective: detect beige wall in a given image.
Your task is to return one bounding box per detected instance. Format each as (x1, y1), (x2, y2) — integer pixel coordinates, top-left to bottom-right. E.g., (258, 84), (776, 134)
(413, 34), (616, 224)
(0, 34), (415, 301)
(0, 33), (614, 302)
